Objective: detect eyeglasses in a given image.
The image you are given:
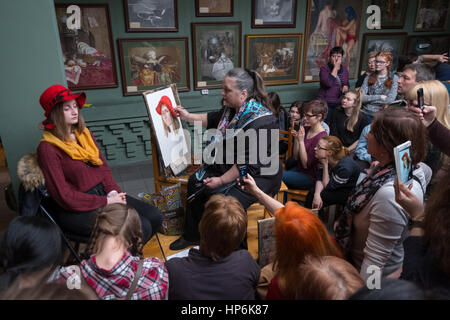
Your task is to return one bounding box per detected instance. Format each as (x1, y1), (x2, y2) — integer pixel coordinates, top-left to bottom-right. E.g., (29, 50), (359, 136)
(375, 60), (387, 65)
(304, 113), (317, 119)
(316, 145), (328, 151)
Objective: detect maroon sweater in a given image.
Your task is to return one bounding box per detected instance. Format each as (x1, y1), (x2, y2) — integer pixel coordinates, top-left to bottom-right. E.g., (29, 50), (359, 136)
(37, 131), (121, 212)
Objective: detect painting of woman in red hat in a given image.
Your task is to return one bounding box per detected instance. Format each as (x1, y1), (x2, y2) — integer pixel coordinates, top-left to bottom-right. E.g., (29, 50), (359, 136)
(156, 95), (181, 138)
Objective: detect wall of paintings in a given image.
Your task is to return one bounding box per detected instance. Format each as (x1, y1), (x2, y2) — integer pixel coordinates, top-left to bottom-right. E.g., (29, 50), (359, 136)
(53, 0), (450, 164)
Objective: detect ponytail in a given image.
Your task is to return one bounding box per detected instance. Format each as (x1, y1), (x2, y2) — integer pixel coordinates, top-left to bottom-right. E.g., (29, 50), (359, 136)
(321, 136), (349, 162)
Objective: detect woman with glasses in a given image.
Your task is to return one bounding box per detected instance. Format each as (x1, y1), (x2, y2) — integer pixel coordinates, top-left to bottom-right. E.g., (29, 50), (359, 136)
(355, 51), (377, 89)
(282, 100), (328, 190)
(334, 107), (428, 281)
(305, 136), (361, 210)
(360, 51), (399, 122)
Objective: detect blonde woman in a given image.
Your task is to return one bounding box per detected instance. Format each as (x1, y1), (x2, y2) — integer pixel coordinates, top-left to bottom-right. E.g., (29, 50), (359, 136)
(355, 51), (377, 89)
(306, 136), (361, 210)
(404, 80), (450, 129)
(330, 90), (370, 152)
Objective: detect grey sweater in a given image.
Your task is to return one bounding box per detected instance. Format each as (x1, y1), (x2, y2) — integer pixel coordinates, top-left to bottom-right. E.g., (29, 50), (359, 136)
(361, 74), (399, 117)
(351, 166), (427, 281)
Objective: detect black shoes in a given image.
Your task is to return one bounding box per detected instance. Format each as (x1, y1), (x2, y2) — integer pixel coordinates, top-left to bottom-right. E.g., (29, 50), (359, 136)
(169, 237), (199, 251)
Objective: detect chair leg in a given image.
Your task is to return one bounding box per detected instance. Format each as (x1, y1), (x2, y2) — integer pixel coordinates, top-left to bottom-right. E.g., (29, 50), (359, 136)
(39, 204), (82, 265)
(155, 233), (166, 262)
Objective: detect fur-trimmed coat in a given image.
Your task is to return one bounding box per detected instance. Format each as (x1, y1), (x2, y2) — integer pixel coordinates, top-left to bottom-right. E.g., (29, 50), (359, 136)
(17, 153), (47, 216)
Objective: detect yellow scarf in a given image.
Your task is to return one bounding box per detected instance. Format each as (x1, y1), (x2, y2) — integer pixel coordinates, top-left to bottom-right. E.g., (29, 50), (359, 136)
(41, 128), (103, 166)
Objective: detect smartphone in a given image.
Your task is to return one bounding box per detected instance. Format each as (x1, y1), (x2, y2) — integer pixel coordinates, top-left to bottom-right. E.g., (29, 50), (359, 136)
(417, 88), (424, 110)
(393, 141), (413, 186)
(238, 165), (248, 184)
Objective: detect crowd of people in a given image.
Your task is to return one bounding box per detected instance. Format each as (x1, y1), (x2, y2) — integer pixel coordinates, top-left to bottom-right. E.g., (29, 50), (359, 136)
(0, 44), (449, 301)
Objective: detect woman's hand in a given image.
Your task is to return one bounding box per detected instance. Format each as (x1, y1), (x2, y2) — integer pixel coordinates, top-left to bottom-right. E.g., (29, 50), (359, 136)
(365, 160), (380, 176)
(297, 125), (305, 140)
(107, 192), (127, 205)
(318, 156), (328, 166)
(312, 193), (323, 210)
(380, 95), (387, 100)
(203, 177), (223, 189)
(394, 177), (425, 221)
(237, 173), (260, 197)
(173, 105), (190, 121)
(406, 105), (436, 128)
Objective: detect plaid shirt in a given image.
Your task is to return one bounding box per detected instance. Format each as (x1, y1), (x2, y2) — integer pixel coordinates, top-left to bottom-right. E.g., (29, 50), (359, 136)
(58, 252), (168, 300)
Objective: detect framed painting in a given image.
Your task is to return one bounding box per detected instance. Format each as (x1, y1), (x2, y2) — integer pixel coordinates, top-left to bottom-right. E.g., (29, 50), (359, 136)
(195, 0), (233, 17)
(358, 33), (407, 76)
(251, 0), (297, 28)
(192, 22), (242, 90)
(55, 4), (118, 90)
(245, 34), (302, 86)
(117, 38), (190, 96)
(370, 0), (407, 29)
(405, 34), (450, 56)
(302, 0), (364, 82)
(123, 0), (178, 32)
(414, 0), (450, 32)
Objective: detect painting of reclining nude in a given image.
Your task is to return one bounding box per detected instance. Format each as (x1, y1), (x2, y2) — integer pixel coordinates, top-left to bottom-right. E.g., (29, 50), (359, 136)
(55, 4), (118, 90)
(245, 34), (302, 85)
(117, 38), (190, 96)
(302, 0), (363, 82)
(192, 22), (242, 90)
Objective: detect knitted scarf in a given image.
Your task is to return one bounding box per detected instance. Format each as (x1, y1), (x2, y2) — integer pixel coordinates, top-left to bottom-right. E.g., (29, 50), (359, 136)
(41, 128), (103, 166)
(334, 164), (396, 257)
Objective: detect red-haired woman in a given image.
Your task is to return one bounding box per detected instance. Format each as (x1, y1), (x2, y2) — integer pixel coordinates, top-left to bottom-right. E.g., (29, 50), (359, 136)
(360, 51), (399, 122)
(238, 174), (342, 299)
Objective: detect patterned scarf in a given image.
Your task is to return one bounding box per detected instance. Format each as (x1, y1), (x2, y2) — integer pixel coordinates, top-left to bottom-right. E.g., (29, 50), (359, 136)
(334, 164), (396, 257)
(216, 99), (273, 140)
(41, 128), (103, 166)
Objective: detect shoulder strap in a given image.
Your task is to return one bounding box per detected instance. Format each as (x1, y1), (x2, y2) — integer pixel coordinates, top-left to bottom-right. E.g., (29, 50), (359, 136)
(125, 259), (144, 300)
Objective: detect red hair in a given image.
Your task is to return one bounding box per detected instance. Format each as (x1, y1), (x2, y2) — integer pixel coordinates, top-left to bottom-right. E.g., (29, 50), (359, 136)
(368, 51), (394, 89)
(273, 202), (342, 298)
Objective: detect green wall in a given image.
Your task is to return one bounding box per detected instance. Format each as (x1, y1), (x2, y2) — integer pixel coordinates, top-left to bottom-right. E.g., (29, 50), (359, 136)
(1, 0), (449, 197)
(0, 0), (67, 197)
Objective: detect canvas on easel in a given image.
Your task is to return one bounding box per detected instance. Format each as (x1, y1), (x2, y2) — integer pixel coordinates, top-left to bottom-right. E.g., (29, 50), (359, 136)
(143, 84), (190, 177)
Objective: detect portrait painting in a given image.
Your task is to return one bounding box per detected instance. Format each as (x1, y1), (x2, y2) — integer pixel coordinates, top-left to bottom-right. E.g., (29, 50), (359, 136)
(414, 0), (450, 32)
(302, 0), (364, 82)
(195, 0), (233, 16)
(118, 38), (190, 96)
(406, 34), (450, 56)
(245, 34), (302, 85)
(251, 0), (297, 28)
(192, 22), (242, 90)
(55, 4), (118, 90)
(124, 0), (178, 32)
(358, 33), (406, 76)
(143, 85), (189, 171)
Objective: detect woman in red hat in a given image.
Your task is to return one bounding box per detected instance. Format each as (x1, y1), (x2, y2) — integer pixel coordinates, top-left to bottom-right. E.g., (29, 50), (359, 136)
(156, 95), (180, 138)
(36, 85), (162, 244)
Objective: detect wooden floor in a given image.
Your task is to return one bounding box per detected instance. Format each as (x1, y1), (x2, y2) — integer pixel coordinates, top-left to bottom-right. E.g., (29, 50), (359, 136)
(142, 203), (268, 262)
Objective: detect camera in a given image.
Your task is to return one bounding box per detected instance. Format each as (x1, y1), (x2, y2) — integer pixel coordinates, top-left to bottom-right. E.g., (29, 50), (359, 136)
(417, 88), (424, 110)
